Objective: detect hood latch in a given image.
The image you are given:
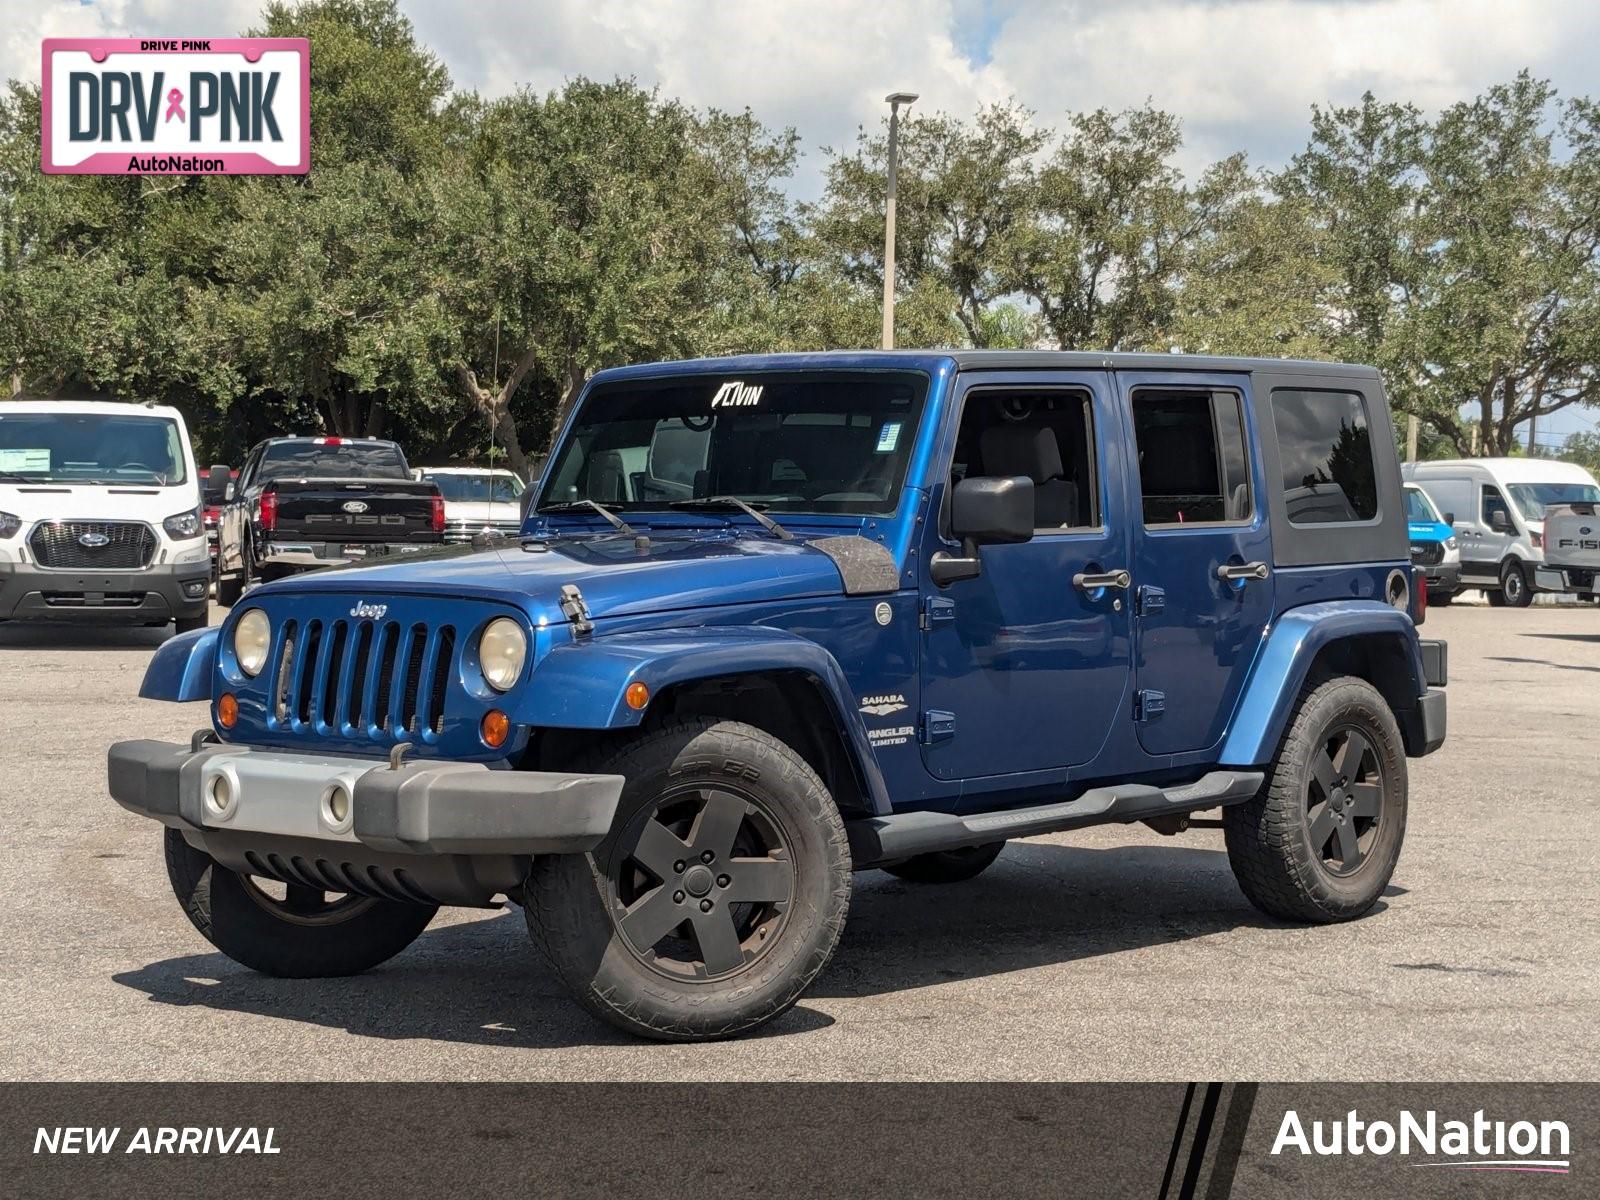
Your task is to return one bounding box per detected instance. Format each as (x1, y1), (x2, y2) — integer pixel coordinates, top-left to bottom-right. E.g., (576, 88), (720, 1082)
(559, 583), (595, 638)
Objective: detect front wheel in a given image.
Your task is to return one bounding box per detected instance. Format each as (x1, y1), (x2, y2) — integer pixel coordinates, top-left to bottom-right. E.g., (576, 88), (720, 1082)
(527, 718), (851, 1041)
(1501, 560), (1533, 607)
(1224, 676), (1407, 923)
(174, 611), (209, 635)
(163, 829), (436, 976)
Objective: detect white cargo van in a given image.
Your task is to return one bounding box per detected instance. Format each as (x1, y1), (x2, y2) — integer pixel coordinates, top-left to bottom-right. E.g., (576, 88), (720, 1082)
(1403, 457), (1600, 606)
(0, 400), (211, 632)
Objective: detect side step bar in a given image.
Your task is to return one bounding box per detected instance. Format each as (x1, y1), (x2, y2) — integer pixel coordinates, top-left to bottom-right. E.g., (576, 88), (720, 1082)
(847, 770), (1263, 867)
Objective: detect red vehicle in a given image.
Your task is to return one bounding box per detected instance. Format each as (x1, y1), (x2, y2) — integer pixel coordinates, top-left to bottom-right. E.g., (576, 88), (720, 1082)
(202, 467), (238, 582)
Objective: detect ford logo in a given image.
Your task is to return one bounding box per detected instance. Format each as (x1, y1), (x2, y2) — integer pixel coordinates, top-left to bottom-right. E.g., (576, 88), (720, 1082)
(342, 500), (370, 514)
(78, 532), (111, 548)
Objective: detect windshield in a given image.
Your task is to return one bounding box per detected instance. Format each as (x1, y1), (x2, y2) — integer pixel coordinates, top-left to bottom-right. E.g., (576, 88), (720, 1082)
(0, 412), (187, 485)
(424, 472), (525, 503)
(259, 441), (408, 482)
(1508, 482), (1600, 522)
(540, 373), (928, 517)
(1404, 486), (1441, 524)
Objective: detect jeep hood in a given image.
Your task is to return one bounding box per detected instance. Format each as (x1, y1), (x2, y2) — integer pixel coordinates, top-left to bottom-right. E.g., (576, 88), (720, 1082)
(253, 532), (856, 622)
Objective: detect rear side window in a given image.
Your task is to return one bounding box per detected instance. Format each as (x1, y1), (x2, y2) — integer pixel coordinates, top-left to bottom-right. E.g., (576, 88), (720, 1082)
(1131, 389), (1251, 525)
(1271, 389), (1379, 525)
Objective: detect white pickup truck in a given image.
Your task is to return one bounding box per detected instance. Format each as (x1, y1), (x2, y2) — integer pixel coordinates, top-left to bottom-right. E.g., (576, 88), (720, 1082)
(1536, 502), (1600, 600)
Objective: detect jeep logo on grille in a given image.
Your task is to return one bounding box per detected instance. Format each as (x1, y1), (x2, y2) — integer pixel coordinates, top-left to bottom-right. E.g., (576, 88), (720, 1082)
(342, 500), (370, 513)
(78, 532), (111, 548)
(349, 601), (388, 620)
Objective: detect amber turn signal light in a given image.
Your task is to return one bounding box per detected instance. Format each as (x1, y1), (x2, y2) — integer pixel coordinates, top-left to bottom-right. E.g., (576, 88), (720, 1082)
(481, 709), (511, 748)
(217, 693), (238, 728)
(625, 682), (650, 711)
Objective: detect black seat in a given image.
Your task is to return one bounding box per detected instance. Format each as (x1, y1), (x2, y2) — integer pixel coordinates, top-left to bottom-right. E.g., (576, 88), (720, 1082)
(978, 423), (1078, 528)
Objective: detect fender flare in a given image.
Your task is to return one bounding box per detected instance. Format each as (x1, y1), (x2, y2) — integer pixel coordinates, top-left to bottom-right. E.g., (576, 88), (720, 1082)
(1218, 601), (1424, 766)
(140, 626), (219, 702)
(516, 626), (892, 814)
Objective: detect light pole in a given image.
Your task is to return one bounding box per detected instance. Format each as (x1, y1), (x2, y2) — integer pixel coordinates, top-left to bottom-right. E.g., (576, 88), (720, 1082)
(881, 91), (918, 350)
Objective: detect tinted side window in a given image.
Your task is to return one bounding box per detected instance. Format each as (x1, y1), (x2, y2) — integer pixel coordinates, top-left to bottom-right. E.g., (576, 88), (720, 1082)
(950, 390), (1099, 531)
(1271, 389), (1378, 524)
(1131, 389), (1251, 525)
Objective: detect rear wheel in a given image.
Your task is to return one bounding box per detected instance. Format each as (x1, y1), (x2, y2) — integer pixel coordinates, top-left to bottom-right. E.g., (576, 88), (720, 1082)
(527, 718), (851, 1041)
(163, 829), (436, 976)
(882, 841), (1005, 883)
(1224, 676), (1407, 923)
(1501, 560), (1533, 607)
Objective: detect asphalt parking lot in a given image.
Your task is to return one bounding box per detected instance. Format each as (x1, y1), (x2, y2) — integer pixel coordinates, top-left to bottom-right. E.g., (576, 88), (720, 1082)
(1, 598), (1596, 1082)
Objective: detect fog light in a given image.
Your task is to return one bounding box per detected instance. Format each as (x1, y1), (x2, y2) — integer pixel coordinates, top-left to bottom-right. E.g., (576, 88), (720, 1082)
(217, 693), (238, 728)
(481, 709), (510, 748)
(205, 773), (233, 817)
(625, 681), (650, 711)
(322, 782), (352, 831)
(182, 580), (207, 599)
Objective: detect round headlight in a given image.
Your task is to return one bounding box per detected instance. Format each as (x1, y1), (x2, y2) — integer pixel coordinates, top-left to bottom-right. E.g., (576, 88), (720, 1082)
(479, 618), (528, 691)
(233, 608), (271, 677)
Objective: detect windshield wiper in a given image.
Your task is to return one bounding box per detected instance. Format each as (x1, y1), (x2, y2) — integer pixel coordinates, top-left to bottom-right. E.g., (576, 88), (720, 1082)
(536, 499), (637, 536)
(669, 496), (794, 540)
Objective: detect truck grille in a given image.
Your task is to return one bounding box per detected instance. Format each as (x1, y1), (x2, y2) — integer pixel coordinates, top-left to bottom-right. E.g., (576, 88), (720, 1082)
(1410, 540), (1445, 566)
(29, 520), (156, 570)
(269, 617), (457, 739)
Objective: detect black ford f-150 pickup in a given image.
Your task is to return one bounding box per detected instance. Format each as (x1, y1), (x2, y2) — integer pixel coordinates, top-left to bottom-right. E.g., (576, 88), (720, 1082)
(212, 437), (443, 605)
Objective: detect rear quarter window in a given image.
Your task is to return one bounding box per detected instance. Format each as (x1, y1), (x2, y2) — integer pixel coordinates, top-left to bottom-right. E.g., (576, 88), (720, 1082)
(1271, 389), (1379, 525)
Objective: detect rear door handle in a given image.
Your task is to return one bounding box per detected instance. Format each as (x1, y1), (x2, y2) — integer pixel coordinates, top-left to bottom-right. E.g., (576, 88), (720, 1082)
(1216, 561), (1270, 582)
(1073, 569), (1131, 591)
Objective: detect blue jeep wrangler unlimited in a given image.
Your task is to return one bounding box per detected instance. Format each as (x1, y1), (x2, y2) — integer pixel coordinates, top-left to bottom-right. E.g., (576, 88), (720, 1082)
(109, 352), (1447, 1041)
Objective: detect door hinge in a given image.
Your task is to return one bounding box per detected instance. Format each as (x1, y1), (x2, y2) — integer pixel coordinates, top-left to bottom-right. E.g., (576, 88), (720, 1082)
(1136, 585), (1165, 616)
(920, 596), (957, 630)
(558, 583), (594, 638)
(1135, 689), (1166, 721)
(919, 709), (956, 744)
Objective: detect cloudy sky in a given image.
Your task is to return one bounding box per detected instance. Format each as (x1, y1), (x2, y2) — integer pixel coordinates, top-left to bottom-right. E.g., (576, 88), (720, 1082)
(8, 0), (1598, 187)
(7, 1), (1599, 439)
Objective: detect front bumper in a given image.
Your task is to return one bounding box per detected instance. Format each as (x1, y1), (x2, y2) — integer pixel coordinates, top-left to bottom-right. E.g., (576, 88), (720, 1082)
(0, 559), (209, 623)
(260, 539), (437, 571)
(109, 739), (624, 905)
(1534, 564), (1598, 595)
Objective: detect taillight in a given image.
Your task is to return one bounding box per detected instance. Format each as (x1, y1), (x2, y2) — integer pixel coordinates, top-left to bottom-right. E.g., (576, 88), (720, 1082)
(430, 492), (445, 534)
(1414, 569), (1428, 625)
(258, 489), (278, 532)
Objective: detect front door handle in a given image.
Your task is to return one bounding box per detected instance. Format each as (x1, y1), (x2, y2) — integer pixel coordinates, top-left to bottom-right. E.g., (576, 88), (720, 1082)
(1216, 561), (1270, 583)
(1073, 568), (1131, 591)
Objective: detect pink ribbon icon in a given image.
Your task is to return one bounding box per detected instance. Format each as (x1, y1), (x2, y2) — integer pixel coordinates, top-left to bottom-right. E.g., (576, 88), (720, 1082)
(164, 88), (185, 123)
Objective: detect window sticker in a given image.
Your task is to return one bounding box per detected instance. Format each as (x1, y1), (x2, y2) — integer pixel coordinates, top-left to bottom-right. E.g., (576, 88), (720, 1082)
(0, 448), (50, 472)
(876, 422), (902, 453)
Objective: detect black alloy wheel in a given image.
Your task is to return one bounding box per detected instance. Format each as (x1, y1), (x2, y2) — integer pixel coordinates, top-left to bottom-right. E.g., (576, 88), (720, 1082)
(1304, 727), (1385, 876)
(608, 785), (795, 980)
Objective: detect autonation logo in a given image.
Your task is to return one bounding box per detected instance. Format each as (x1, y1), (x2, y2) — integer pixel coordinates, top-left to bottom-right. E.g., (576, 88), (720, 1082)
(1272, 1108), (1571, 1174)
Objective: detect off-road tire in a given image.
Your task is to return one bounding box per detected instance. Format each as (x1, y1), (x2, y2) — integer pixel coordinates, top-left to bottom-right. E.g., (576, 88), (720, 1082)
(1501, 560), (1533, 607)
(1224, 676), (1407, 923)
(163, 828), (437, 976)
(882, 841), (1005, 883)
(527, 717), (851, 1042)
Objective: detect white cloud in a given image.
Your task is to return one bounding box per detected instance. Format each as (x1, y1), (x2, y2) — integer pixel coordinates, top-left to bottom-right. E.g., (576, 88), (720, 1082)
(5, 0), (1597, 187)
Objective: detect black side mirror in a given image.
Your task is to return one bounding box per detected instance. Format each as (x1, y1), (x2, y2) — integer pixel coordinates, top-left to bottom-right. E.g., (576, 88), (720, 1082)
(1443, 512), (1455, 526)
(1490, 510), (1514, 533)
(930, 476), (1035, 586)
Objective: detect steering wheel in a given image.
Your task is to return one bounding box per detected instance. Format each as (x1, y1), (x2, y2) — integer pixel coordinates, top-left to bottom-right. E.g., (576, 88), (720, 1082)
(680, 413), (714, 432)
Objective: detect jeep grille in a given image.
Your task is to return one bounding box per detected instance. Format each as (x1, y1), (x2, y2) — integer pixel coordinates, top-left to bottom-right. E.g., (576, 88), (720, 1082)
(270, 616), (457, 738)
